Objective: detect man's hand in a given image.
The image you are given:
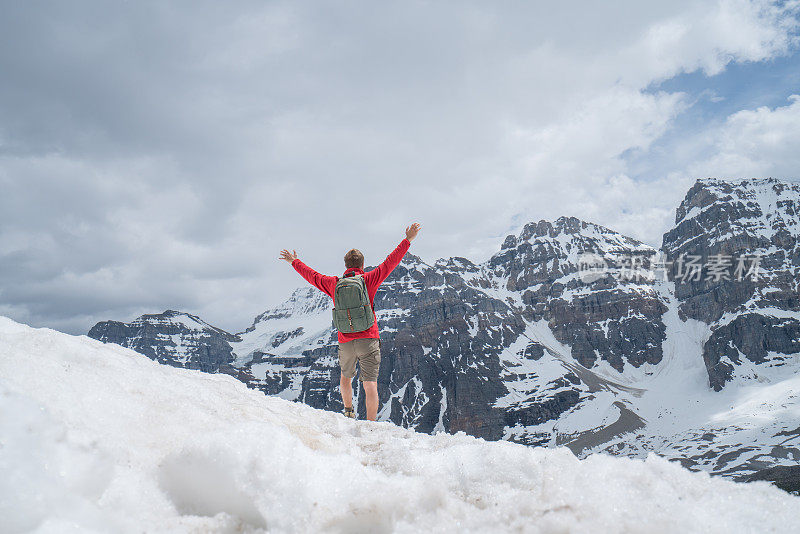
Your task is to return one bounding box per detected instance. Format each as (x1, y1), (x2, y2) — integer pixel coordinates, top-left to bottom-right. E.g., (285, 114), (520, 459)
(405, 223), (421, 242)
(279, 249), (298, 263)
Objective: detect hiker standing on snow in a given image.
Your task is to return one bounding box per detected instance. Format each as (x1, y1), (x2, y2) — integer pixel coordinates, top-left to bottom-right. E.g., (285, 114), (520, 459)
(279, 223), (421, 421)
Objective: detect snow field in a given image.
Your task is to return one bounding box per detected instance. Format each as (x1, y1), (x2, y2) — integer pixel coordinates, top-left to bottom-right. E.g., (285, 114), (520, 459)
(1, 316), (798, 533)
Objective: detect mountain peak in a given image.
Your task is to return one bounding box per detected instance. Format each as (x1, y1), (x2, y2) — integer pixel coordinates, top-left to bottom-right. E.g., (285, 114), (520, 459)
(677, 176), (800, 225)
(499, 216), (648, 253)
(241, 287), (331, 335)
(131, 310), (213, 332)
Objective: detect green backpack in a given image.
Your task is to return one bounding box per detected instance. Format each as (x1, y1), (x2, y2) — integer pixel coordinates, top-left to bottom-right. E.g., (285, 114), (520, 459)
(332, 274), (375, 333)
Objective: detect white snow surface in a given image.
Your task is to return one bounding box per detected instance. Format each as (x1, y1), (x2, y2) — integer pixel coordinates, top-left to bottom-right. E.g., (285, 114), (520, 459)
(232, 287), (333, 363)
(2, 316), (799, 533)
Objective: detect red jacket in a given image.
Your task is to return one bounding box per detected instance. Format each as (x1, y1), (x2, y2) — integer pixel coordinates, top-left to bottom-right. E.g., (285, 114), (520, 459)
(291, 238), (411, 343)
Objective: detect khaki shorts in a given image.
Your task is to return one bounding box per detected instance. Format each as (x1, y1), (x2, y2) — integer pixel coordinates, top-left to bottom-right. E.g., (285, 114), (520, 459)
(338, 338), (381, 382)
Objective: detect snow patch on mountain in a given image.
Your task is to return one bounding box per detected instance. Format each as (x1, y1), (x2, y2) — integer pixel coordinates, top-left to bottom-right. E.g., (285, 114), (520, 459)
(583, 280), (800, 476)
(233, 287), (333, 364)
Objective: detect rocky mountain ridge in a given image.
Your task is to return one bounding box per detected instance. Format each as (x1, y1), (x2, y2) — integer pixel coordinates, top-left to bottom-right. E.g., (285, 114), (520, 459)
(88, 177), (800, 481)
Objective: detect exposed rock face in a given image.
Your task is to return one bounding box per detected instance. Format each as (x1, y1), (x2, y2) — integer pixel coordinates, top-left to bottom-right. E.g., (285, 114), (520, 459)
(88, 310), (239, 372)
(488, 216), (666, 372)
(662, 178), (800, 390)
(745, 465), (800, 495)
(88, 177), (800, 482)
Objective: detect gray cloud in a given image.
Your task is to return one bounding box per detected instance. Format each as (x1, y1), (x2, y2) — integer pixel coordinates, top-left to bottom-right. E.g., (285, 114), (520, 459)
(1, 0), (798, 334)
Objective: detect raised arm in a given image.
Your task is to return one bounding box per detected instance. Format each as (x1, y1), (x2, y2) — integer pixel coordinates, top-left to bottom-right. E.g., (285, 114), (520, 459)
(280, 249), (337, 298)
(365, 223), (421, 287)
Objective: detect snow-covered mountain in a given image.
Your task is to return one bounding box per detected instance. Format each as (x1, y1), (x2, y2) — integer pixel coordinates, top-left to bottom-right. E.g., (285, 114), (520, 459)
(2, 316), (799, 532)
(88, 310), (239, 372)
(663, 177), (800, 390)
(88, 177), (800, 483)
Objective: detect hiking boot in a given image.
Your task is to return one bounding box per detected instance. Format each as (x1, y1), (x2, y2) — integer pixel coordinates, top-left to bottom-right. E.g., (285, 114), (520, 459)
(343, 406), (356, 418)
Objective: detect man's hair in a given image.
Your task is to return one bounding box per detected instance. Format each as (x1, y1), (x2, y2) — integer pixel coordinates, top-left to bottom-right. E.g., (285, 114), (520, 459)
(344, 249), (364, 269)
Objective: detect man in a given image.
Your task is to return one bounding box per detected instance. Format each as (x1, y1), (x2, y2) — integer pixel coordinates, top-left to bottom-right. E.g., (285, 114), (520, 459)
(279, 222), (421, 421)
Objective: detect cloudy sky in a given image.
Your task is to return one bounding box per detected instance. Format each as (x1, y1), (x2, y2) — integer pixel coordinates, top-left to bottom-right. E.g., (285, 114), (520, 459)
(1, 0), (799, 335)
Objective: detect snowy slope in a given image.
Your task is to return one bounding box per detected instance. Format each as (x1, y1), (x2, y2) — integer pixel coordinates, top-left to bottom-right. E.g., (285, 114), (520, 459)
(2, 315), (799, 533)
(553, 281), (800, 476)
(226, 288), (336, 401)
(233, 287), (333, 362)
(494, 277), (800, 477)
(663, 177), (800, 390)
